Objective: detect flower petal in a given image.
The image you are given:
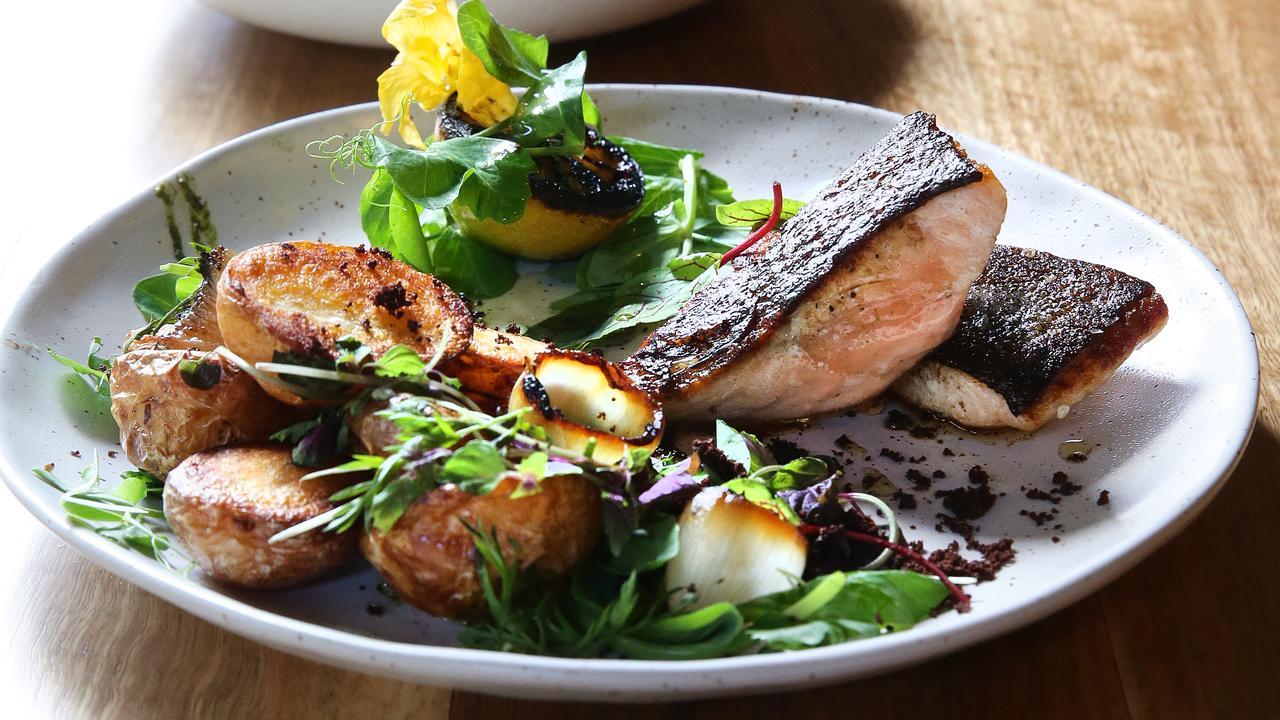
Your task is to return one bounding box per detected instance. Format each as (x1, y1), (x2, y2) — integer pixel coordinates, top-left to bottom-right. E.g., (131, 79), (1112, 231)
(456, 49), (517, 126)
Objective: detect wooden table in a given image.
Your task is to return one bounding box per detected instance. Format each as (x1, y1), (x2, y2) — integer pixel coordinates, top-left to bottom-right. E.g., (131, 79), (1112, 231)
(3, 0), (1276, 716)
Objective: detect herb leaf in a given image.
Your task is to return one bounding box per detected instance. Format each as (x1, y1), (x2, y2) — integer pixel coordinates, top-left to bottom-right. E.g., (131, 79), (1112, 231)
(428, 226), (518, 299)
(48, 337), (111, 400)
(738, 571), (949, 650)
(505, 52), (588, 154)
(456, 0), (548, 86)
(715, 198), (805, 227)
(366, 134), (534, 223)
(33, 458), (186, 570)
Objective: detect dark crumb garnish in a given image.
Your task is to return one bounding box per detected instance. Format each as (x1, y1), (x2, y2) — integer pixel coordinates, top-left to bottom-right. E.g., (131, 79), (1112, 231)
(1097, 490), (1111, 506)
(372, 282), (414, 317)
(692, 437), (745, 479)
(1026, 487), (1060, 504)
(1051, 471), (1083, 497)
(504, 323), (522, 334)
(835, 434), (857, 449)
(905, 468), (932, 491)
(936, 483), (996, 520)
(902, 537), (1016, 582)
(1051, 536), (1061, 543)
(910, 424), (938, 439)
(967, 465), (989, 485)
(1020, 508), (1055, 526)
(766, 437), (810, 464)
(406, 319), (421, 334)
(884, 408), (915, 431)
(935, 514), (978, 539)
(107, 450), (118, 458)
(879, 448), (904, 463)
(908, 455), (927, 464)
(943, 448), (956, 457)
(366, 603), (386, 617)
(494, 333), (512, 345)
(1065, 451), (1088, 463)
(70, 450), (81, 458)
(891, 490), (917, 510)
(932, 469), (946, 479)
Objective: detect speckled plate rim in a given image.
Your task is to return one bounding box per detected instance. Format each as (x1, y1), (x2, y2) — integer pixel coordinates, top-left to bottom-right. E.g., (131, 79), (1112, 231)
(0, 86), (1260, 702)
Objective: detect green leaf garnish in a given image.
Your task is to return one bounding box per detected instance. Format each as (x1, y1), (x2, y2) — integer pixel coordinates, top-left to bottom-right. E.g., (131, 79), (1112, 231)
(456, 0), (549, 86)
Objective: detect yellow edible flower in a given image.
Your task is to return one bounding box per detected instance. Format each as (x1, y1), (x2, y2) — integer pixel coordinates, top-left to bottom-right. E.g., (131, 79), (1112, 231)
(377, 0), (518, 148)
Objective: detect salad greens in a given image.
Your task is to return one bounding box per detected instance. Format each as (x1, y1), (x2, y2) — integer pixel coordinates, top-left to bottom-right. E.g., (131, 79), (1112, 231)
(48, 336), (111, 401)
(528, 143), (746, 347)
(315, 0), (758, 339)
(34, 455), (186, 571)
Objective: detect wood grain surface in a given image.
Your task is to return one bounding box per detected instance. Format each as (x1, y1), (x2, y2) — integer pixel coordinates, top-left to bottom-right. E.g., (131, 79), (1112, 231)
(1, 0), (1276, 717)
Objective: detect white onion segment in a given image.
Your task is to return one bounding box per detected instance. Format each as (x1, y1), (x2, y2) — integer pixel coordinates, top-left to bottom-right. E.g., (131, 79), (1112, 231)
(665, 487), (807, 609)
(508, 350), (664, 464)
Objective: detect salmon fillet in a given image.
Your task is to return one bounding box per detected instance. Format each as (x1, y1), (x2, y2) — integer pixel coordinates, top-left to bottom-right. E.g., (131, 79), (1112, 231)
(892, 245), (1168, 431)
(623, 112), (1008, 422)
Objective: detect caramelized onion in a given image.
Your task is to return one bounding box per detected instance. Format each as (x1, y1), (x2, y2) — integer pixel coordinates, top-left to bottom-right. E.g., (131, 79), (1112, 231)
(665, 487), (808, 609)
(508, 350), (664, 464)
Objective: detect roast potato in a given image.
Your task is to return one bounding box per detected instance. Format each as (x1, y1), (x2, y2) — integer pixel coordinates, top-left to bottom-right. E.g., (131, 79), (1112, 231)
(129, 247), (228, 352)
(216, 242), (473, 405)
(110, 349), (301, 475)
(164, 444), (359, 589)
(438, 325), (547, 413)
(361, 473), (602, 618)
(436, 99), (643, 260)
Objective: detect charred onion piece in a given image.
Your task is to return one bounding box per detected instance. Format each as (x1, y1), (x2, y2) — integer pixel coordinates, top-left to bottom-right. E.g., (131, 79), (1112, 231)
(665, 487), (807, 609)
(435, 99), (644, 260)
(508, 350), (664, 464)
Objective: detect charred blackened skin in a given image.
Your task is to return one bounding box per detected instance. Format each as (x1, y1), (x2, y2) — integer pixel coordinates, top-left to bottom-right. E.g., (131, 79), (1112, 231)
(624, 111), (984, 397)
(929, 245), (1167, 415)
(436, 97), (643, 217)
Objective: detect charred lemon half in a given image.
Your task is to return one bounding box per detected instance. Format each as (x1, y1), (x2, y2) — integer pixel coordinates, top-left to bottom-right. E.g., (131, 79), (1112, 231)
(435, 99), (644, 260)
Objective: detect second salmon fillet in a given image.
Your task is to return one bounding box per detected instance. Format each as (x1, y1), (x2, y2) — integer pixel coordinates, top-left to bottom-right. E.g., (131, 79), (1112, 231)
(623, 112), (1008, 422)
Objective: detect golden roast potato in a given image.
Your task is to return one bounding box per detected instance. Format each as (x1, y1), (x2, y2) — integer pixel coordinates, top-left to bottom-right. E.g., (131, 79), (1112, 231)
(109, 349), (300, 475)
(164, 444), (359, 589)
(215, 242), (473, 405)
(361, 473), (602, 618)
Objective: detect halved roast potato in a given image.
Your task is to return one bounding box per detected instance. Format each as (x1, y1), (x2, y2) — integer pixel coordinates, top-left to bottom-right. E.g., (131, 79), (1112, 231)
(216, 242), (473, 405)
(164, 444), (359, 589)
(509, 350), (664, 464)
(435, 99), (644, 260)
(110, 350), (302, 475)
(112, 246), (300, 474)
(361, 473), (601, 618)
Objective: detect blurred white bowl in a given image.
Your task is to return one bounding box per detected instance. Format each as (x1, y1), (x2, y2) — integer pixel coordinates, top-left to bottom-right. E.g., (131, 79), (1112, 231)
(199, 0), (707, 47)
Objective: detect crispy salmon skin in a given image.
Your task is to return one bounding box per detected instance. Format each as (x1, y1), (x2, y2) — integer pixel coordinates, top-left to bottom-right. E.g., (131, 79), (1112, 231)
(893, 245), (1169, 430)
(624, 112), (1007, 422)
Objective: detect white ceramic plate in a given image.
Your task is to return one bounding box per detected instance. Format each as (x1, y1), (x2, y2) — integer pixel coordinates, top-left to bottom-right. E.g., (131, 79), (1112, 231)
(198, 0), (707, 47)
(0, 86), (1257, 702)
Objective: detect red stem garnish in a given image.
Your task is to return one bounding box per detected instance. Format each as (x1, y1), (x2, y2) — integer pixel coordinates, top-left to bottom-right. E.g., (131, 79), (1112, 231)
(799, 523), (972, 612)
(719, 181), (784, 267)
